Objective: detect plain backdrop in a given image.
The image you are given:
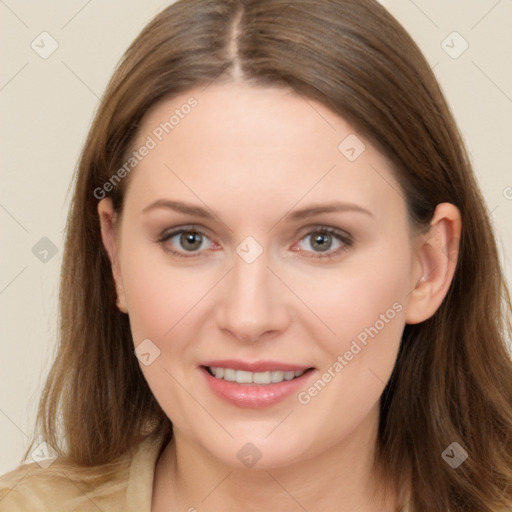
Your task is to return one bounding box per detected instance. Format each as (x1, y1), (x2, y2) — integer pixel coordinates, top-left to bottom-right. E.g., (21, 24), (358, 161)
(1, 0), (511, 474)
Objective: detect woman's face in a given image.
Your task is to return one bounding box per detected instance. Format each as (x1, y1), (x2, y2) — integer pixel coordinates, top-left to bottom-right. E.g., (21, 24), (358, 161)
(100, 82), (423, 469)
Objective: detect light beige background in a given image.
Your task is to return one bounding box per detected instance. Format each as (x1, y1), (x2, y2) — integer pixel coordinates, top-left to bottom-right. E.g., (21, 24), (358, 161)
(1, 0), (511, 474)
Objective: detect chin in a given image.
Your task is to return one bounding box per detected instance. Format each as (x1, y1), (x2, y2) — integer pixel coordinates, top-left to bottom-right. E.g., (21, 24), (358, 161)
(204, 434), (312, 471)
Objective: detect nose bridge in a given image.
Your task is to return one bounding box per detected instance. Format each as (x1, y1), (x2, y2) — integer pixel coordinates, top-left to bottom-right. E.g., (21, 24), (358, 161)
(231, 253), (270, 305)
(216, 247), (289, 341)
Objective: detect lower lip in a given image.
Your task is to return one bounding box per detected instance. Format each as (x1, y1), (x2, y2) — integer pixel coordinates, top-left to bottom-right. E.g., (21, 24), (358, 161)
(200, 366), (315, 409)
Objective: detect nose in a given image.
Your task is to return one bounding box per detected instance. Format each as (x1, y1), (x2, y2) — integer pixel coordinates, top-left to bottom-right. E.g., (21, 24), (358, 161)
(215, 251), (292, 343)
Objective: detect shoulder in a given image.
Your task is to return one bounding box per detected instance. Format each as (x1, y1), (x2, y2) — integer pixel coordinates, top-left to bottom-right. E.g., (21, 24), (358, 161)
(0, 457), (129, 512)
(0, 433), (165, 512)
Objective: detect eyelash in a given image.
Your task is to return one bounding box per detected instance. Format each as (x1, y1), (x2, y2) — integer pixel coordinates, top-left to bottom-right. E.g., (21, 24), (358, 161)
(155, 225), (353, 260)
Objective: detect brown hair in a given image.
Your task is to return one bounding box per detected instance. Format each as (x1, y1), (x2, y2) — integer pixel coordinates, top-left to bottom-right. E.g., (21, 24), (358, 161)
(23, 0), (512, 510)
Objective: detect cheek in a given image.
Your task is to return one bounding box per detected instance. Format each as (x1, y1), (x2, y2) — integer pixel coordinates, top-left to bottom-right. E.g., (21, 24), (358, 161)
(336, 267), (406, 349)
(126, 270), (215, 346)
(119, 234), (215, 329)
(288, 243), (411, 354)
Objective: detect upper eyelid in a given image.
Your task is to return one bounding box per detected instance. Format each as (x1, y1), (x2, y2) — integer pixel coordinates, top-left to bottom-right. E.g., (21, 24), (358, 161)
(158, 224), (215, 240)
(298, 224), (351, 236)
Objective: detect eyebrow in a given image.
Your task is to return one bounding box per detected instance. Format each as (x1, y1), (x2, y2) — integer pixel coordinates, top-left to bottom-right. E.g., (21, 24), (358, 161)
(142, 199), (215, 218)
(141, 199), (373, 220)
(285, 201), (373, 220)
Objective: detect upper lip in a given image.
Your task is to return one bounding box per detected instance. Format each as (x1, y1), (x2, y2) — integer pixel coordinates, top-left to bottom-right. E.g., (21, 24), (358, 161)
(201, 360), (313, 372)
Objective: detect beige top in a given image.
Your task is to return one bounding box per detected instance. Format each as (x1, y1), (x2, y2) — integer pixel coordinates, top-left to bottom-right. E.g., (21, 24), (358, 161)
(0, 433), (167, 511)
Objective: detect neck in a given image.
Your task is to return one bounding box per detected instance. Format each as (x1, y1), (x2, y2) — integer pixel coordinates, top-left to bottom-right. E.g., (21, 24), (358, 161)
(152, 406), (398, 512)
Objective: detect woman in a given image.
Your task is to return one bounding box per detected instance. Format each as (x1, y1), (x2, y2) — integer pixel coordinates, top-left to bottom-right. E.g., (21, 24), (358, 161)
(1, 0), (511, 510)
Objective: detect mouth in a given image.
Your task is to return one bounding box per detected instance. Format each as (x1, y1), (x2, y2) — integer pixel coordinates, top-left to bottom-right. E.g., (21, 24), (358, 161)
(199, 361), (316, 409)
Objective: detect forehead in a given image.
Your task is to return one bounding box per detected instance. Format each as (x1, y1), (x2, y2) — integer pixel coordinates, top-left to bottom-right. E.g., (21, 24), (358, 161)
(123, 82), (406, 224)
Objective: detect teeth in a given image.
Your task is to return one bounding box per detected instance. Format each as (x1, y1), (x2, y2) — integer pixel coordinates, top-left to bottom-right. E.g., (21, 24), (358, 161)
(223, 368), (236, 382)
(235, 370), (253, 384)
(209, 367), (306, 384)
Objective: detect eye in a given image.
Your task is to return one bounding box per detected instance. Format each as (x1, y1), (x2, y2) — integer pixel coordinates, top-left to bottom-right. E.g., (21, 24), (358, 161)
(293, 227), (352, 258)
(157, 228), (216, 257)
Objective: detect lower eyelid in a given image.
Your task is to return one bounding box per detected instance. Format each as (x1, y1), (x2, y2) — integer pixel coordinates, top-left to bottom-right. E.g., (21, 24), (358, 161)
(295, 243), (350, 259)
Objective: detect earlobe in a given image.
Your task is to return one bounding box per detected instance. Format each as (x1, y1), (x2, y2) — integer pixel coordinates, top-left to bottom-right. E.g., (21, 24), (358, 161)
(405, 203), (461, 325)
(97, 198), (128, 313)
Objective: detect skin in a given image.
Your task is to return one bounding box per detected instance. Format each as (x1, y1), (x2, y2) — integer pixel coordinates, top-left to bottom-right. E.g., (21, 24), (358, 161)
(98, 82), (461, 511)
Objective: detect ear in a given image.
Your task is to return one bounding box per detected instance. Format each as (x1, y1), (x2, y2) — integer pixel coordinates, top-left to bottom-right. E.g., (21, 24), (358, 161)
(97, 198), (128, 314)
(405, 202), (461, 324)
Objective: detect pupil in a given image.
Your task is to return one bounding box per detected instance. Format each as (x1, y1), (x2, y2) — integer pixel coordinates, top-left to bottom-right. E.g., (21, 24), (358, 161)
(312, 233), (332, 252)
(181, 232), (202, 251)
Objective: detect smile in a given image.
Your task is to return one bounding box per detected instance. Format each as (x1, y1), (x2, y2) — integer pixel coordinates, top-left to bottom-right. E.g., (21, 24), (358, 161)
(200, 363), (316, 409)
